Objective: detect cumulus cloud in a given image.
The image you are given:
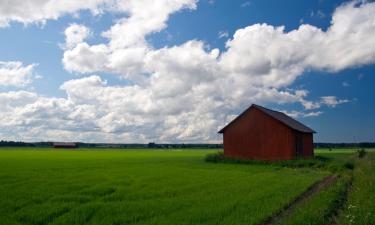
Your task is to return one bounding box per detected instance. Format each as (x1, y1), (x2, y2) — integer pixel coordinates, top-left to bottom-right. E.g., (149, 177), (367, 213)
(64, 1), (375, 84)
(103, 0), (196, 49)
(0, 61), (38, 86)
(282, 110), (323, 119)
(220, 1), (375, 87)
(302, 95), (351, 109)
(0, 0), (197, 28)
(64, 24), (92, 49)
(321, 96), (350, 108)
(63, 0), (197, 81)
(59, 1), (374, 142)
(0, 90), (101, 142)
(0, 0), (109, 27)
(1, 1), (374, 142)
(0, 91), (38, 108)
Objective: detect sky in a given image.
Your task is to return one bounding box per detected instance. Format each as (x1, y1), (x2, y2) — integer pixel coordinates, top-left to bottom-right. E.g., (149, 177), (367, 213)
(0, 0), (374, 143)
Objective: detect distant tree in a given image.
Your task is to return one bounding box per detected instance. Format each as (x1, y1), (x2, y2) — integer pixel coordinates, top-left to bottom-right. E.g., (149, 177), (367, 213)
(148, 142), (156, 148)
(358, 148), (367, 158)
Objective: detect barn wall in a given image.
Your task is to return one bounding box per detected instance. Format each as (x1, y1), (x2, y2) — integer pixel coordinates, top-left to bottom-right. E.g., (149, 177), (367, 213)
(223, 107), (295, 161)
(302, 133), (314, 157)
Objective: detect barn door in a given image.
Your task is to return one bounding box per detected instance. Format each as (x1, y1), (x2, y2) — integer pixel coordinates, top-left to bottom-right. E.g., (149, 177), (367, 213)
(295, 133), (304, 157)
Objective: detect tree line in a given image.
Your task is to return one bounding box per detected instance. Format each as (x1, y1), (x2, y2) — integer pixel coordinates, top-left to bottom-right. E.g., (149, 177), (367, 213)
(1, 140), (375, 149)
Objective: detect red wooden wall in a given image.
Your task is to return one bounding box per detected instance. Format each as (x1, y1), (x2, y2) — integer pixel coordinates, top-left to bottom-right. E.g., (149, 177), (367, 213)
(222, 107), (313, 161)
(302, 133), (314, 157)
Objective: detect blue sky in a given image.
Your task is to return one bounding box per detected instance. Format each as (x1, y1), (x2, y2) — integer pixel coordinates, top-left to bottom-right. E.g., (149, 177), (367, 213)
(0, 0), (374, 143)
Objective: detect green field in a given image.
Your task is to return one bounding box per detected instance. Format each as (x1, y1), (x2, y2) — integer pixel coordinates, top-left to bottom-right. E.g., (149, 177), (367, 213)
(0, 148), (374, 225)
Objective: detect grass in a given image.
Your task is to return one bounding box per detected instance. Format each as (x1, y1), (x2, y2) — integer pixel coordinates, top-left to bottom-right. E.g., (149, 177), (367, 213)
(205, 150), (355, 172)
(275, 174), (351, 225)
(0, 148), (327, 225)
(272, 150), (375, 225)
(0, 148), (374, 225)
(337, 152), (375, 224)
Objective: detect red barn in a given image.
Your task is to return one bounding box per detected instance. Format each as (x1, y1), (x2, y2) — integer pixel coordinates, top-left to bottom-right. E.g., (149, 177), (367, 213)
(53, 142), (77, 148)
(218, 104), (315, 161)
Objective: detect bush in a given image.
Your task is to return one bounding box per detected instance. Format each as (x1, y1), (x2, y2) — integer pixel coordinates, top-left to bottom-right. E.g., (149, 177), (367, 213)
(205, 151), (225, 163)
(344, 161), (354, 170)
(357, 148), (367, 158)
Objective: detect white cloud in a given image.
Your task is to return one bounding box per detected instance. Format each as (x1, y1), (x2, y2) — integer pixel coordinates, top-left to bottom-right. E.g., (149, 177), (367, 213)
(240, 1), (251, 8)
(302, 94), (350, 109)
(0, 61), (37, 86)
(0, 0), (109, 27)
(300, 100), (321, 110)
(0, 0), (197, 28)
(218, 31), (229, 39)
(0, 74), (325, 142)
(63, 43), (110, 74)
(103, 0), (196, 49)
(282, 110), (323, 119)
(0, 1), (374, 142)
(220, 1), (375, 88)
(64, 24), (92, 49)
(321, 96), (350, 108)
(63, 0), (197, 81)
(0, 91), (38, 108)
(60, 1), (374, 142)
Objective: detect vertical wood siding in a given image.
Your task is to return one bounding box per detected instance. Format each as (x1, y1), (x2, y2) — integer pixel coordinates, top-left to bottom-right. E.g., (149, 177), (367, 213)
(222, 107), (313, 161)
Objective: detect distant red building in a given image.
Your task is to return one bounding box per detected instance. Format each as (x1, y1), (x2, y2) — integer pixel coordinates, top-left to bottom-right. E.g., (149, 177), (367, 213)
(53, 142), (77, 148)
(219, 104), (315, 161)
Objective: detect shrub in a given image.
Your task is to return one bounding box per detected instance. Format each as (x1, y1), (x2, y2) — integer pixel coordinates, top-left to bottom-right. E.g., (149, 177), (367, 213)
(357, 148), (367, 158)
(205, 151), (225, 163)
(344, 161), (354, 170)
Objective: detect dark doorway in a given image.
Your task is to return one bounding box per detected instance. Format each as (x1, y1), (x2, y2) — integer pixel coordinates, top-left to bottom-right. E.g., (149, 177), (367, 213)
(295, 133), (304, 157)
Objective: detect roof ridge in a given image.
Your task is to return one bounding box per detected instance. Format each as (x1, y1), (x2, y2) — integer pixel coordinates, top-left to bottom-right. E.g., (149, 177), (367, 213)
(252, 104), (284, 114)
(218, 104), (316, 134)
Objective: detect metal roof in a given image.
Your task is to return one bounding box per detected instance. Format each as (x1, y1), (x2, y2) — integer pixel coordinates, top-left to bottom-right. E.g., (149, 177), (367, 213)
(218, 104), (316, 134)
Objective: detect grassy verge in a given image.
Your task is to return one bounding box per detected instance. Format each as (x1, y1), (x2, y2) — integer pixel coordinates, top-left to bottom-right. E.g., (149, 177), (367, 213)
(205, 151), (355, 172)
(275, 174), (351, 225)
(261, 151), (375, 225)
(206, 150), (360, 225)
(336, 152), (375, 224)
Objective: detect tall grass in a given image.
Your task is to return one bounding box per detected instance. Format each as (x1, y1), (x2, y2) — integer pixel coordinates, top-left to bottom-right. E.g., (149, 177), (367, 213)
(275, 175), (352, 225)
(0, 149), (326, 225)
(337, 153), (375, 224)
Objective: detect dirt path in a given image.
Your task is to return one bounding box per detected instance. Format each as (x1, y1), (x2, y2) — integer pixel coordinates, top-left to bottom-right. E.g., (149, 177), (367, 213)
(260, 175), (339, 225)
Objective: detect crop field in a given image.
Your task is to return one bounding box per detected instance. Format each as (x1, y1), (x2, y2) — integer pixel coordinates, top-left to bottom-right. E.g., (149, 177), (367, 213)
(0, 148), (374, 225)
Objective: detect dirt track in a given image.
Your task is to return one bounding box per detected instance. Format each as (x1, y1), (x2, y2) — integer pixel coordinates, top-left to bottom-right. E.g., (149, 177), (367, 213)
(261, 175), (339, 225)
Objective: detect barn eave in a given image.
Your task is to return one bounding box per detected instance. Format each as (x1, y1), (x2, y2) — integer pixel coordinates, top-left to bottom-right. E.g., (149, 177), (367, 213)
(218, 104), (316, 134)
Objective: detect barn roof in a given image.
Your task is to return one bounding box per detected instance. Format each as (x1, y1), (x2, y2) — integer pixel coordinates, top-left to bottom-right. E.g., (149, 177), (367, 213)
(218, 104), (316, 134)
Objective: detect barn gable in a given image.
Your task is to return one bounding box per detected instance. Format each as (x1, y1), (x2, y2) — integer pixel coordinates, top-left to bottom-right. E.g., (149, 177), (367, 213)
(218, 104), (315, 160)
(218, 104), (315, 134)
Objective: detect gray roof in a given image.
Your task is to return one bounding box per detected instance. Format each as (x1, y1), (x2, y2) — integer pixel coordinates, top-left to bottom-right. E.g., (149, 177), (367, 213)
(218, 104), (316, 133)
